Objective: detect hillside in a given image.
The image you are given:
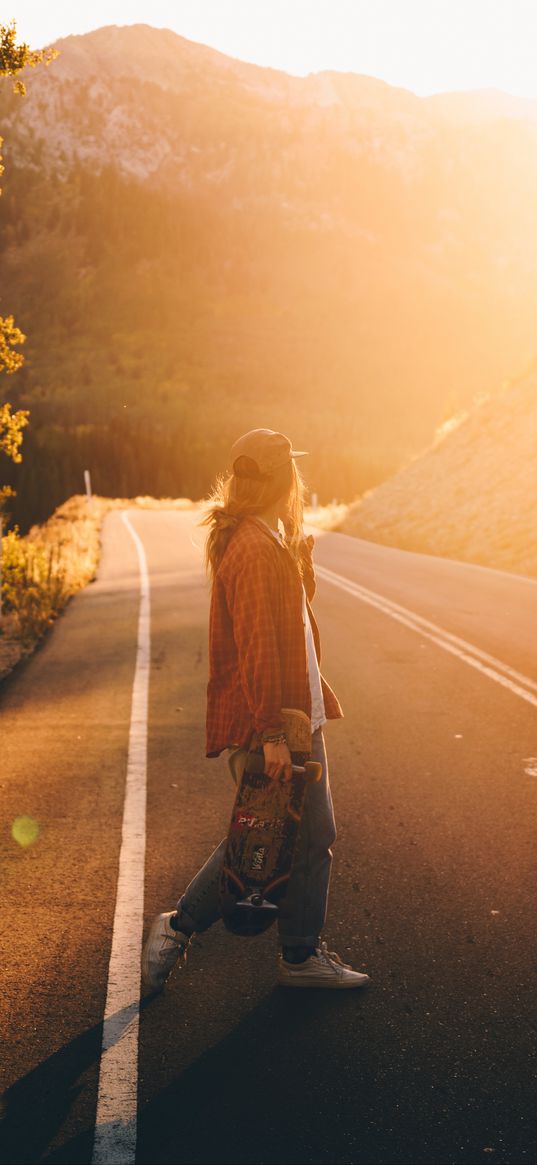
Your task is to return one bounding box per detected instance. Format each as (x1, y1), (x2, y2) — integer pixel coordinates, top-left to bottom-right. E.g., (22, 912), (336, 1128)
(342, 363), (537, 578)
(1, 25), (537, 527)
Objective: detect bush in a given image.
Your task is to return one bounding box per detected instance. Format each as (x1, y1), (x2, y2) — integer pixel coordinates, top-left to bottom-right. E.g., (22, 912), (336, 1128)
(0, 494), (107, 647)
(0, 528), (68, 642)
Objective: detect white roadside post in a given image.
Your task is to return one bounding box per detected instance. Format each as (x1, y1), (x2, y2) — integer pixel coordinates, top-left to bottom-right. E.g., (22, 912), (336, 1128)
(311, 492), (319, 514)
(84, 469), (92, 505)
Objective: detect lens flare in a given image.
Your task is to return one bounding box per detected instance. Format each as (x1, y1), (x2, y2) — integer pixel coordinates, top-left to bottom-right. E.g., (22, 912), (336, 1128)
(11, 815), (40, 848)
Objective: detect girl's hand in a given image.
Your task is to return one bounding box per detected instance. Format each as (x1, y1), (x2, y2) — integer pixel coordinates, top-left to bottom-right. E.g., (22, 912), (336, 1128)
(263, 741), (293, 782)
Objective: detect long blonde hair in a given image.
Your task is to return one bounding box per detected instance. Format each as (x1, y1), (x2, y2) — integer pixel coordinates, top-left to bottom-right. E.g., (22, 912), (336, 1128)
(201, 458), (305, 581)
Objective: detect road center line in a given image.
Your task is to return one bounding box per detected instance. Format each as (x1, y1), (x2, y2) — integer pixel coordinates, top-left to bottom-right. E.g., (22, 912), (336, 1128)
(316, 563), (537, 710)
(92, 512), (150, 1165)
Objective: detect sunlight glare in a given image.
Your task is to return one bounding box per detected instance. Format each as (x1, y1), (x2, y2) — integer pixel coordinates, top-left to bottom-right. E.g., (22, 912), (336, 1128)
(12, 815), (40, 847)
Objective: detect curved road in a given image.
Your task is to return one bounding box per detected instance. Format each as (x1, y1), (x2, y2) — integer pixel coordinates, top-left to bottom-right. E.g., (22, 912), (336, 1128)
(1, 508), (537, 1165)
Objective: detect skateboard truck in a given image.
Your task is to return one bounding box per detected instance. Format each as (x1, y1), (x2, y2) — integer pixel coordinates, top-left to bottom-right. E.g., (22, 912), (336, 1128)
(224, 892), (279, 935)
(295, 762), (322, 783)
(234, 892), (279, 914)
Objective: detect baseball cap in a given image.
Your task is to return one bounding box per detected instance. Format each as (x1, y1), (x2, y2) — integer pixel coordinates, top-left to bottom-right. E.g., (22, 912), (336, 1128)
(231, 429), (308, 479)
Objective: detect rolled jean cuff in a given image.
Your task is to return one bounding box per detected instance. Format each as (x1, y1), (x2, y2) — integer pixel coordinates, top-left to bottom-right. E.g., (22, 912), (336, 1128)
(278, 933), (321, 949)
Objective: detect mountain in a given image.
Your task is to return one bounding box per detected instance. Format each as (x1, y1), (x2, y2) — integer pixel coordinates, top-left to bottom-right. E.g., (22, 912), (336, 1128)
(342, 361), (537, 579)
(1, 25), (537, 527)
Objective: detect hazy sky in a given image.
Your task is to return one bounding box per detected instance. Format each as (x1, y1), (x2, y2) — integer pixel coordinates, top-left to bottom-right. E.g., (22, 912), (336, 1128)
(9, 0), (537, 99)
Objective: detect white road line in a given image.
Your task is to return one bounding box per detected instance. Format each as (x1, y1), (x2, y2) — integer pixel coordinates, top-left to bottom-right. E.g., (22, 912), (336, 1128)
(316, 563), (537, 711)
(92, 512), (150, 1165)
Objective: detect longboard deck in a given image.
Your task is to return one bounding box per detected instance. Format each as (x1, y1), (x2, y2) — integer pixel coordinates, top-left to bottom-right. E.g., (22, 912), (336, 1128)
(220, 709), (321, 936)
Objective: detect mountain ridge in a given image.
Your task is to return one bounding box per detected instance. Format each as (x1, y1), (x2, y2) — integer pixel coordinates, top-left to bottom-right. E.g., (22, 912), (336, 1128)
(37, 25), (537, 118)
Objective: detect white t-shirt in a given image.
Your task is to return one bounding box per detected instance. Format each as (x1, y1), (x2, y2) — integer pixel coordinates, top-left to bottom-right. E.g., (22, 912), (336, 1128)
(302, 587), (327, 732)
(257, 519), (326, 732)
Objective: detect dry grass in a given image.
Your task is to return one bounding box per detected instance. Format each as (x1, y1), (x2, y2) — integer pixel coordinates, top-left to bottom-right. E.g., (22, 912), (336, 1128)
(341, 369), (537, 580)
(304, 501), (349, 532)
(0, 493), (195, 680)
(128, 495), (195, 511)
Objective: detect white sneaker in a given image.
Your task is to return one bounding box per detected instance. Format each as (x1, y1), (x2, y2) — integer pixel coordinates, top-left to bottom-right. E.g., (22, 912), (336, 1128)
(141, 911), (191, 990)
(278, 942), (370, 989)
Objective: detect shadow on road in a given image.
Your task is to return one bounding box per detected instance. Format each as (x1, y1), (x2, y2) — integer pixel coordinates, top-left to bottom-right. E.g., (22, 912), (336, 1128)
(0, 994), (160, 1165)
(4, 976), (535, 1165)
(136, 985), (374, 1165)
(1, 986), (372, 1165)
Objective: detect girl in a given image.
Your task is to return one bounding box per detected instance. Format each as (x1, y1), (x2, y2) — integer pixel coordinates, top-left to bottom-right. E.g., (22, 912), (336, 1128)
(142, 428), (370, 990)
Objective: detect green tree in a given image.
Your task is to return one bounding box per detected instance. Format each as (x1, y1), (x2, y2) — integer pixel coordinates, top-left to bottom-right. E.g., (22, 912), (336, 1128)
(0, 21), (56, 500)
(0, 19), (56, 96)
(0, 317), (28, 501)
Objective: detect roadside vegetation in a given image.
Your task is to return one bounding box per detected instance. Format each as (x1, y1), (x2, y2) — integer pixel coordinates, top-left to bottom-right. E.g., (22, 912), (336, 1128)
(304, 501), (349, 532)
(0, 22), (57, 506)
(0, 494), (195, 680)
(0, 19), (59, 674)
(0, 495), (109, 675)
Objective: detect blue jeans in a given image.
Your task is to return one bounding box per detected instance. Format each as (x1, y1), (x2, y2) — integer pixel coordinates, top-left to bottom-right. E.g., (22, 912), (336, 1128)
(176, 729), (337, 949)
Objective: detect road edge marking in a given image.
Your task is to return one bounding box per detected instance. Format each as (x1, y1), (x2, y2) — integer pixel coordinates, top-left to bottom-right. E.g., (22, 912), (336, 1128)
(316, 563), (537, 710)
(92, 511), (150, 1165)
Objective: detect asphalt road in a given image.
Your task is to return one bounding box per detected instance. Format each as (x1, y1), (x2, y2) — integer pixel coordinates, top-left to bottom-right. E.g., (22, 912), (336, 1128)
(2, 508), (537, 1165)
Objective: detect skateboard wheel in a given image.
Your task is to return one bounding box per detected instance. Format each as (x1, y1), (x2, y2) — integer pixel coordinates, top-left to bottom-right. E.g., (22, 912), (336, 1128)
(251, 893), (264, 907)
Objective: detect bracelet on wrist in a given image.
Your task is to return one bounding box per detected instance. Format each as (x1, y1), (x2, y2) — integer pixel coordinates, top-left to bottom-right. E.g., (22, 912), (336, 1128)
(262, 732), (287, 746)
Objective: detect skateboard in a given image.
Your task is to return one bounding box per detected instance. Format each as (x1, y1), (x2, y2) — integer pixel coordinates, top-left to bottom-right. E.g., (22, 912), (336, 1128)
(219, 708), (322, 936)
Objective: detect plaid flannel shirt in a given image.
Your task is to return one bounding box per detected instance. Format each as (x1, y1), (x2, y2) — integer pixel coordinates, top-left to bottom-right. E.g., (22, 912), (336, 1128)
(206, 517), (343, 756)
